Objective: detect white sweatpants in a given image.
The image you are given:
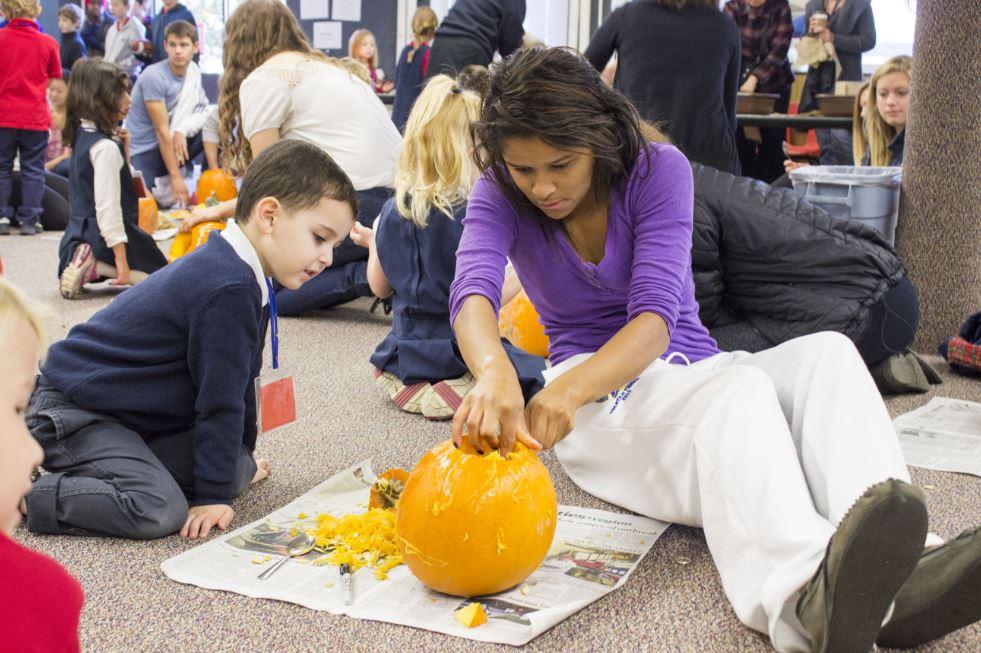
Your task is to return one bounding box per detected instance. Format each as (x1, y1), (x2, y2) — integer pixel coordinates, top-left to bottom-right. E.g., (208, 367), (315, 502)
(550, 332), (922, 653)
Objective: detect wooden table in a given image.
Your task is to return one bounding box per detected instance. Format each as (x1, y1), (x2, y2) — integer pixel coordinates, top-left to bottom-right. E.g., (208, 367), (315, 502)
(737, 114), (852, 130)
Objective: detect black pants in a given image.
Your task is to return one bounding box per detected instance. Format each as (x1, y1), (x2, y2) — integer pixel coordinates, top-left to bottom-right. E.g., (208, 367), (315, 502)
(425, 35), (490, 79)
(736, 87), (791, 184)
(854, 275), (920, 365)
(9, 170), (72, 231)
(273, 186), (393, 315)
(26, 377), (257, 539)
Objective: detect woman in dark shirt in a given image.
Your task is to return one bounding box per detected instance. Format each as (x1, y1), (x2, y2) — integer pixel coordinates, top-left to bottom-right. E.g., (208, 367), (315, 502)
(801, 0), (876, 164)
(585, 0), (742, 175)
(425, 0), (526, 78)
(724, 0), (794, 183)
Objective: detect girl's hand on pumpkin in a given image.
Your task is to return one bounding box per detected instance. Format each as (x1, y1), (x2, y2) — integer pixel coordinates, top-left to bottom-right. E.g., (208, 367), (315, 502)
(182, 204), (218, 232)
(452, 366), (541, 458)
(524, 382), (578, 450)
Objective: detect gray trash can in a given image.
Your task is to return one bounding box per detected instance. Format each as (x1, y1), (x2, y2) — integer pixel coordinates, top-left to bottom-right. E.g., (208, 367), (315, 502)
(789, 166), (903, 245)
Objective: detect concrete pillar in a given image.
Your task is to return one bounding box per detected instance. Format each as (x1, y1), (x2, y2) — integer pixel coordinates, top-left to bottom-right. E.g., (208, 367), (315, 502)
(898, 0), (981, 350)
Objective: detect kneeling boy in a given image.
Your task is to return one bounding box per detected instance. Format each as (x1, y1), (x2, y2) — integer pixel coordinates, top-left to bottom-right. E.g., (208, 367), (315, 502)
(24, 140), (358, 539)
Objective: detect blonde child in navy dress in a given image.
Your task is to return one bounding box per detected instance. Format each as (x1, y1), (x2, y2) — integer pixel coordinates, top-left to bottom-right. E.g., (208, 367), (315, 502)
(350, 74), (545, 420)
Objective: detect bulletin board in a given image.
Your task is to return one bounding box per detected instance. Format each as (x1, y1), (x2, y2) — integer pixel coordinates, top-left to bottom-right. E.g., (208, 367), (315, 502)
(285, 0), (401, 74)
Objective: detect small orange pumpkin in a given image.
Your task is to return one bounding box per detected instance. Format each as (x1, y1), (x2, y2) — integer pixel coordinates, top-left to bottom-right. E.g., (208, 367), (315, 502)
(195, 169), (238, 204)
(369, 468), (410, 511)
(499, 290), (550, 358)
(168, 219), (227, 261)
(396, 439), (557, 597)
(138, 196), (159, 233)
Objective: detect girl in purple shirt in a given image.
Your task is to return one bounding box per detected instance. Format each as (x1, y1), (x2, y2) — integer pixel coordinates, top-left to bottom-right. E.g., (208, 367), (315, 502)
(448, 48), (979, 652)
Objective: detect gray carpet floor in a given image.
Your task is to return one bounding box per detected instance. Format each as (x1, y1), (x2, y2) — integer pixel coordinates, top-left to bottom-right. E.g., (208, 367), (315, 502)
(2, 232), (979, 652)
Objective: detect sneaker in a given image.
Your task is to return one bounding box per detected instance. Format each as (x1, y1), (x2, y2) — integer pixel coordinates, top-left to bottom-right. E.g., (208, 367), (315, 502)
(0, 217), (10, 235)
(18, 220), (41, 235)
(373, 369), (430, 415)
(795, 478), (928, 653)
(422, 373), (476, 421)
(59, 243), (97, 299)
(877, 525), (981, 648)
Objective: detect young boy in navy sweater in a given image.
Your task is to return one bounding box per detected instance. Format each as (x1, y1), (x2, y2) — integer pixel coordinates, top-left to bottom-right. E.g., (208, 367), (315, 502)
(24, 140), (358, 540)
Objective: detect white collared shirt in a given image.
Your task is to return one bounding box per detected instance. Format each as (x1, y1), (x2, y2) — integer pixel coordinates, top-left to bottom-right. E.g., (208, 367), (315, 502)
(81, 119), (128, 249)
(220, 219), (269, 306)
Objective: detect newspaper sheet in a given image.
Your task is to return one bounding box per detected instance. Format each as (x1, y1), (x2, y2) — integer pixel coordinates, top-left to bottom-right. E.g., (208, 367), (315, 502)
(161, 461), (669, 645)
(893, 397), (981, 477)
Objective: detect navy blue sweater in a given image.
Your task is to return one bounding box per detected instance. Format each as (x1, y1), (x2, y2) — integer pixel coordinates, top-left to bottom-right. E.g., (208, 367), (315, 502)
(42, 235), (267, 506)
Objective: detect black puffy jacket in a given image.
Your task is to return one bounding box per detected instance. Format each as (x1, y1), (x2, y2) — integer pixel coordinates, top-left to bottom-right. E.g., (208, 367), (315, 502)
(690, 163), (908, 352)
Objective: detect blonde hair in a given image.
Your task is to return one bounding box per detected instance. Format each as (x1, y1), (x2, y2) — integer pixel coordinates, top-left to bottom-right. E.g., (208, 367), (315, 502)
(867, 56), (911, 167)
(336, 56), (371, 85)
(851, 82), (871, 166)
(218, 0), (330, 168)
(408, 6), (438, 63)
(2, 0), (39, 19)
(0, 277), (47, 358)
(396, 75), (481, 228)
(348, 29), (378, 70)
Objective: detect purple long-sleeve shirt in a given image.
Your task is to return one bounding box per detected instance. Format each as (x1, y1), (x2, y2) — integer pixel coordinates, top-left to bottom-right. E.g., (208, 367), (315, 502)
(449, 142), (719, 365)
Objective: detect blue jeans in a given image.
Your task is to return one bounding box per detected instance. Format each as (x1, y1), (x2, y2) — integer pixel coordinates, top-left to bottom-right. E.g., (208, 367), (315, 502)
(130, 132), (204, 190)
(25, 376), (257, 539)
(274, 186), (393, 316)
(0, 127), (48, 222)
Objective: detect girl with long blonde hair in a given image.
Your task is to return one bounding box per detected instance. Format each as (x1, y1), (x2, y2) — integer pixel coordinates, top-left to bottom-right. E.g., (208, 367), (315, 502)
(218, 0), (402, 316)
(350, 74), (545, 420)
(349, 28), (392, 93)
(863, 55), (911, 167)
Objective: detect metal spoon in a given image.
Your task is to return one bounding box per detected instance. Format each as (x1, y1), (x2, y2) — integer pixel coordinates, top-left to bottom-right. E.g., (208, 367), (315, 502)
(257, 533), (316, 580)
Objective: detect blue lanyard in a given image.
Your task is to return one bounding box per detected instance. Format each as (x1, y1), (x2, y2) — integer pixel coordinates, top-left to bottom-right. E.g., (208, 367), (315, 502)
(265, 279), (279, 370)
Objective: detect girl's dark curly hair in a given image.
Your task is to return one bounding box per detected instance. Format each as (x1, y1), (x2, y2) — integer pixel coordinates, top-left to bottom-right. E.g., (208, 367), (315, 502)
(63, 58), (131, 145)
(471, 47), (664, 217)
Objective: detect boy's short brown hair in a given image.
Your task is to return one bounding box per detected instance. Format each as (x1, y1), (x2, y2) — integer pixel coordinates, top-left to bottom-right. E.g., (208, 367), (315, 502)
(235, 140), (358, 224)
(2, 0), (40, 19)
(58, 3), (84, 24)
(164, 19), (198, 44)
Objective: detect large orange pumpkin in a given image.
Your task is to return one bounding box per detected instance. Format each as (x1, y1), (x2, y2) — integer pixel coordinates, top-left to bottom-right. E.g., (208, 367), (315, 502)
(195, 169), (238, 204)
(138, 196), (159, 233)
(499, 290), (550, 358)
(396, 439), (557, 597)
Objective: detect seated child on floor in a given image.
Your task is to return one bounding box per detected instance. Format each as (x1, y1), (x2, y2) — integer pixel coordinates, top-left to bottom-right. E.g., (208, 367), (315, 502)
(350, 74), (546, 420)
(0, 278), (84, 652)
(25, 139), (358, 540)
(58, 58), (168, 299)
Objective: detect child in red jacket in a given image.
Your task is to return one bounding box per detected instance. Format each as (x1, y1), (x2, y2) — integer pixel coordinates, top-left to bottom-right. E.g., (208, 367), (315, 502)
(0, 0), (63, 235)
(0, 277), (84, 652)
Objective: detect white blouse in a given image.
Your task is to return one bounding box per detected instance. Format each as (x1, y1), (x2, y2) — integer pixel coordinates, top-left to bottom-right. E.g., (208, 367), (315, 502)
(239, 59), (402, 191)
(81, 120), (128, 248)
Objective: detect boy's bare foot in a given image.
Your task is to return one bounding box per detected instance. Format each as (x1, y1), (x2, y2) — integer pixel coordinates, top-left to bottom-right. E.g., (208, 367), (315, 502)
(251, 458), (271, 484)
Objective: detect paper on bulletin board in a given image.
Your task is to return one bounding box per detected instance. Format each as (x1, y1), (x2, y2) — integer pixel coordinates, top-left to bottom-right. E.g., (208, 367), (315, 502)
(300, 0), (329, 20)
(312, 21), (343, 50)
(332, 0), (361, 21)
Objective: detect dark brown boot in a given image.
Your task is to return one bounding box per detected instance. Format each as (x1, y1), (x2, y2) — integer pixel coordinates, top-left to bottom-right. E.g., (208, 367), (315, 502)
(795, 479), (928, 653)
(877, 525), (981, 648)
